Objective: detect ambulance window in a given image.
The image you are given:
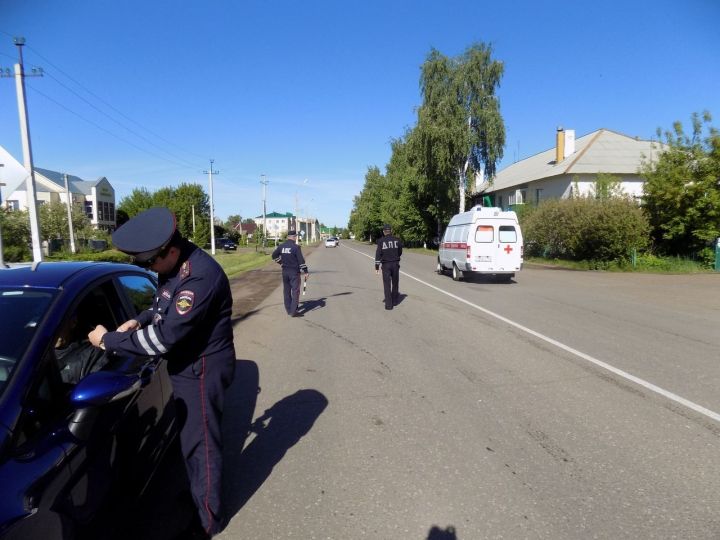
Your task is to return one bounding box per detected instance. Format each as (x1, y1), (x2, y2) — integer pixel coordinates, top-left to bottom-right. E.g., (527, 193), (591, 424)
(475, 225), (493, 243)
(499, 226), (517, 243)
(450, 227), (461, 242)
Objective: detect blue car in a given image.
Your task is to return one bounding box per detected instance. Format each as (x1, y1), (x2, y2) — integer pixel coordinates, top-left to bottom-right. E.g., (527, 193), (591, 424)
(0, 262), (184, 540)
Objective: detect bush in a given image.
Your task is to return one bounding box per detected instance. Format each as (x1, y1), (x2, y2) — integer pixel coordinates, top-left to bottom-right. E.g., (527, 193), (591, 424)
(521, 197), (650, 263)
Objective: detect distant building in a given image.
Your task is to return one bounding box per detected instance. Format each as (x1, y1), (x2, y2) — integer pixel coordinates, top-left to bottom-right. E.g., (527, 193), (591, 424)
(0, 145), (117, 230)
(253, 211), (319, 242)
(473, 128), (663, 209)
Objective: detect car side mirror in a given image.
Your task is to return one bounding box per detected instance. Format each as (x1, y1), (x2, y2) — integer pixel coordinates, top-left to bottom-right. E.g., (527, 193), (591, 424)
(68, 370), (141, 440)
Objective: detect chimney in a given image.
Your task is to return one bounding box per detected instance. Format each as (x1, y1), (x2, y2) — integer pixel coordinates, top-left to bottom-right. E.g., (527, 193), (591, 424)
(564, 129), (575, 158)
(555, 126), (565, 163)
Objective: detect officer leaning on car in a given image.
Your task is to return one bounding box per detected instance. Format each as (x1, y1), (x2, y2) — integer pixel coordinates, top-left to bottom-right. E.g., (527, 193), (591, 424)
(272, 229), (310, 317)
(375, 223), (403, 310)
(88, 207), (235, 540)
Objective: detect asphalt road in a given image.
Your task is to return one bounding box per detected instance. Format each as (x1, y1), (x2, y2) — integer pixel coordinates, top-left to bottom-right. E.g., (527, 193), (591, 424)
(218, 241), (720, 540)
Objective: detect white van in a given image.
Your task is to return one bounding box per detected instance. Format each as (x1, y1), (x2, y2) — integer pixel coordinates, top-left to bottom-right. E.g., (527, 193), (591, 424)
(437, 206), (523, 282)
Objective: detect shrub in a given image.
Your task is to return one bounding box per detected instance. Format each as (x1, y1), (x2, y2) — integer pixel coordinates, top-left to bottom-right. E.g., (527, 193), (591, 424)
(521, 197), (650, 263)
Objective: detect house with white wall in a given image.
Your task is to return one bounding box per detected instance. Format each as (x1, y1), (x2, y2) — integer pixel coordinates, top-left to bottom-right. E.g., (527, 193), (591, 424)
(0, 145), (116, 230)
(473, 128), (663, 209)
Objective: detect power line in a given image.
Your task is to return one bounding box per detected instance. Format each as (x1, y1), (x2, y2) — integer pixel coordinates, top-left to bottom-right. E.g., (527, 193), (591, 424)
(26, 82), (202, 172)
(25, 44), (210, 162)
(39, 69), (203, 170)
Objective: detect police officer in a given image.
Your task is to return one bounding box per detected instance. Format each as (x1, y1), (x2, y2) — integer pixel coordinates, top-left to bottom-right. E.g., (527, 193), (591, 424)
(375, 224), (403, 310)
(87, 207), (235, 539)
(272, 230), (309, 317)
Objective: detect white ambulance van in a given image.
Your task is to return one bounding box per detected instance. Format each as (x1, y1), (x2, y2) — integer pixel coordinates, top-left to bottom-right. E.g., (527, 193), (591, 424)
(437, 206), (523, 282)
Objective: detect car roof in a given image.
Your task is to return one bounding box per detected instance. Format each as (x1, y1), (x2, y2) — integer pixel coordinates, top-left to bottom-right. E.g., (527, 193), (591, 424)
(0, 261), (142, 289)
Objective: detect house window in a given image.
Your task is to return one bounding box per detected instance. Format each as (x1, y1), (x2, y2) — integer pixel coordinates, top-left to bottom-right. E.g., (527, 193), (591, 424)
(7, 200), (20, 211)
(536, 188), (543, 205)
(496, 195), (502, 209)
(84, 201), (93, 219)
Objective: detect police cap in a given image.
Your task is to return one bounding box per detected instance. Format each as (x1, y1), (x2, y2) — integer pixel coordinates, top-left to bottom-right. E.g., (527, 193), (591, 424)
(287, 230), (297, 237)
(383, 224), (392, 232)
(112, 207), (177, 264)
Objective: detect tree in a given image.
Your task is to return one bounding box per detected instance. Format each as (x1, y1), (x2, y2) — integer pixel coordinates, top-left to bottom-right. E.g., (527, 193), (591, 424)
(38, 200), (92, 244)
(348, 166), (386, 241)
(641, 111), (720, 263)
(0, 208), (30, 261)
(590, 173), (625, 200)
(415, 42), (505, 214)
(118, 187), (154, 218)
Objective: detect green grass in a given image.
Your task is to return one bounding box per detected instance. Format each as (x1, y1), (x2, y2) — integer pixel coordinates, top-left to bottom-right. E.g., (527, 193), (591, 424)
(46, 247), (272, 278)
(524, 255), (712, 273)
(206, 248), (272, 277)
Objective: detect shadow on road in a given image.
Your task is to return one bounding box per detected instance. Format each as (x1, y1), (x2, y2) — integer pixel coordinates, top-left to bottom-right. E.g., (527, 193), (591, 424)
(300, 291), (352, 314)
(222, 382), (328, 519)
(427, 525), (458, 539)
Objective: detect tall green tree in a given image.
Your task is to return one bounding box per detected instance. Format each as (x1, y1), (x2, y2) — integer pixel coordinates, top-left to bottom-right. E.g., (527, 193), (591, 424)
(415, 42), (505, 214)
(348, 166), (387, 241)
(641, 111), (720, 263)
(118, 187), (154, 217)
(39, 200), (91, 242)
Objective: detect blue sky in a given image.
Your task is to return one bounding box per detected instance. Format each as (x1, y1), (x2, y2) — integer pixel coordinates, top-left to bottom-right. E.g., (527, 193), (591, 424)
(1, 0), (718, 228)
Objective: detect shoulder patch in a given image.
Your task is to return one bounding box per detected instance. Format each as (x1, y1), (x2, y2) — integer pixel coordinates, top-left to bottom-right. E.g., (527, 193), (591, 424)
(175, 290), (195, 315)
(179, 261), (191, 280)
(160, 288), (172, 300)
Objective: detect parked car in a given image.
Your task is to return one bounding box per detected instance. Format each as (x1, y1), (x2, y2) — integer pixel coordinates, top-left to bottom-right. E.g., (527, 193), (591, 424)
(0, 262), (184, 540)
(220, 239), (237, 251)
(324, 237), (338, 248)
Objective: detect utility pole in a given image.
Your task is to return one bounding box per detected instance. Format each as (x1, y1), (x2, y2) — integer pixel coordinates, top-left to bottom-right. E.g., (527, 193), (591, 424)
(1, 37), (44, 262)
(63, 174), (76, 254)
(191, 204), (196, 236)
(260, 174), (268, 250)
(204, 159), (219, 255)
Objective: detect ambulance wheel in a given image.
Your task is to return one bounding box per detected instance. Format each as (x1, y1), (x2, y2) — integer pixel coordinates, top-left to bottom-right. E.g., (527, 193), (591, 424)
(452, 263), (463, 281)
(436, 260), (444, 275)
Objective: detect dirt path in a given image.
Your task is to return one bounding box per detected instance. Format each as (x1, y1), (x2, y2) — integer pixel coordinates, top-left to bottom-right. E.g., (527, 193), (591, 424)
(229, 245), (316, 322)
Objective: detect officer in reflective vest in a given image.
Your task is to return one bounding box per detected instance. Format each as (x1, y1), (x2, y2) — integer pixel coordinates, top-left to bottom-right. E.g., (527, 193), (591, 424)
(88, 207), (235, 539)
(375, 224), (403, 310)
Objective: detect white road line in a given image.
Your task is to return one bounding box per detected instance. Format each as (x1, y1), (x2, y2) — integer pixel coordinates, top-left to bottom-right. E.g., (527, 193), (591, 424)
(344, 243), (720, 424)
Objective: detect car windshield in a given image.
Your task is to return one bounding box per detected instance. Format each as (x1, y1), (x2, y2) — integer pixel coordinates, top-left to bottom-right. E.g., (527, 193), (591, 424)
(0, 288), (56, 394)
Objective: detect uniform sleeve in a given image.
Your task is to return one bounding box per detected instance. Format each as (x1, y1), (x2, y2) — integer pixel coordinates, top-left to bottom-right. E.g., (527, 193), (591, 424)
(296, 246), (308, 273)
(398, 240), (403, 258)
(374, 240), (382, 269)
(271, 245), (282, 263)
(103, 272), (219, 358)
(135, 309), (154, 327)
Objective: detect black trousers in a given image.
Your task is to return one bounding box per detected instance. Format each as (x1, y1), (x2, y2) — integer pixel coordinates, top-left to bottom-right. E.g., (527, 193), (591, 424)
(282, 270), (301, 315)
(381, 261), (400, 309)
(171, 351), (235, 536)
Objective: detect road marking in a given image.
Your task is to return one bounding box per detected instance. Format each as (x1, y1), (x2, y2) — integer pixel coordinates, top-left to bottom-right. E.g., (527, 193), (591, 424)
(344, 243), (720, 424)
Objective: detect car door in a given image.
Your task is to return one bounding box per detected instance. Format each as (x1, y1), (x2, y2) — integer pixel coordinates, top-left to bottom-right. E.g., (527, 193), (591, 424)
(496, 223), (520, 269)
(1, 273), (169, 540)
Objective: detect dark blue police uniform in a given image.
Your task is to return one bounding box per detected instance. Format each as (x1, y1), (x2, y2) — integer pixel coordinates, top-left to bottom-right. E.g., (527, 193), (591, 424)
(271, 231), (308, 316)
(102, 207), (235, 538)
(375, 225), (403, 310)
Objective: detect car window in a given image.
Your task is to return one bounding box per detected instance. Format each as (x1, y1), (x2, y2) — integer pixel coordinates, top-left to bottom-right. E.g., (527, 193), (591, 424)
(117, 275), (157, 315)
(499, 225), (517, 243)
(12, 357), (70, 449)
(0, 289), (56, 396)
(475, 225), (494, 243)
